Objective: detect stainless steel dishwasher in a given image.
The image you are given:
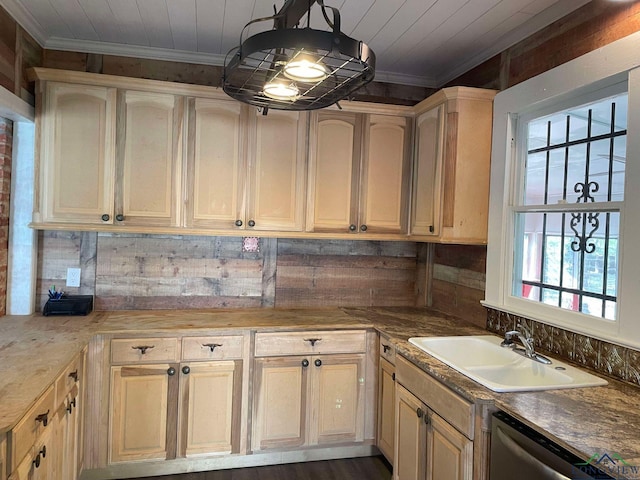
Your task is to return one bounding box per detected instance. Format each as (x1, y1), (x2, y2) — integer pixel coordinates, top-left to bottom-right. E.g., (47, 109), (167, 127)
(490, 411), (614, 480)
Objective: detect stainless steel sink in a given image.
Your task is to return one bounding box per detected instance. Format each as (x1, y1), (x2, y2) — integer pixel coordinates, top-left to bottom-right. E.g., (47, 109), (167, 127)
(408, 335), (607, 392)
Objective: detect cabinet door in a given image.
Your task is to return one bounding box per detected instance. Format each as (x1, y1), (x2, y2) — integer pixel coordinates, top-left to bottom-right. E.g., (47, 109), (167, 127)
(252, 356), (309, 450)
(248, 110), (307, 231)
(0, 435), (6, 480)
(426, 413), (473, 480)
(185, 98), (247, 230)
(307, 111), (361, 233)
(10, 428), (53, 480)
(360, 115), (411, 234)
(310, 354), (365, 445)
(411, 105), (444, 236)
(377, 357), (395, 464)
(109, 364), (176, 463)
(51, 389), (79, 480)
(179, 361), (241, 457)
(116, 91), (183, 227)
(39, 82), (116, 224)
(394, 385), (427, 480)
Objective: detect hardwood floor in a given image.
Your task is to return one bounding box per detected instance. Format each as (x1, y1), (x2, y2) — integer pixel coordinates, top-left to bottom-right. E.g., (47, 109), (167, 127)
(126, 456), (392, 480)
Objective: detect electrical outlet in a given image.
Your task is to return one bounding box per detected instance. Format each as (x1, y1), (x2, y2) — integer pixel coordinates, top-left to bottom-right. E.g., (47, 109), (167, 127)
(66, 267), (81, 288)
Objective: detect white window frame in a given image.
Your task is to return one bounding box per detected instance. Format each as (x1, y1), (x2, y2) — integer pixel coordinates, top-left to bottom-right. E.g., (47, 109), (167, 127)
(484, 31), (640, 349)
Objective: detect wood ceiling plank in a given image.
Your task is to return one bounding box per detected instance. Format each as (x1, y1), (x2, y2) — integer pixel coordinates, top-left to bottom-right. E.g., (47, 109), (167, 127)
(219, 0), (259, 56)
(107, 0), (148, 46)
(375, 0), (468, 73)
(136, 0), (174, 49)
(47, 0), (99, 41)
(22, 0), (74, 38)
(195, 0), (225, 54)
(76, 0), (121, 43)
(348, 1), (405, 45)
(166, 0), (197, 52)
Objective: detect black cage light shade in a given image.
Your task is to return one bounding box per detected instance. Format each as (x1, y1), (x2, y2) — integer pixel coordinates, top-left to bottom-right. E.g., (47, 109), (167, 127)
(223, 0), (376, 111)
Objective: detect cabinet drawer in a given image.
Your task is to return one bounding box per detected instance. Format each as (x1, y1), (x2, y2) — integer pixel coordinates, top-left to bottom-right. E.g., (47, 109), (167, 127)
(9, 384), (55, 469)
(111, 337), (178, 364)
(379, 335), (396, 364)
(254, 330), (367, 357)
(55, 351), (83, 405)
(182, 335), (244, 360)
(396, 355), (474, 439)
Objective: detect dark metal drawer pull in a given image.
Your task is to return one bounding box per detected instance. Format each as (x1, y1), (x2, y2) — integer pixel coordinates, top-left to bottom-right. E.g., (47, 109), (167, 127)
(35, 410), (49, 427)
(68, 370), (79, 382)
(202, 343), (223, 352)
(304, 338), (322, 347)
(382, 344), (391, 353)
(132, 345), (155, 354)
(66, 397), (76, 413)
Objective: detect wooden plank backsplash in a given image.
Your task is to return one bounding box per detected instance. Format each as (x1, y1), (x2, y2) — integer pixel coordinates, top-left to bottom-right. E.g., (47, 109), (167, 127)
(36, 232), (423, 311)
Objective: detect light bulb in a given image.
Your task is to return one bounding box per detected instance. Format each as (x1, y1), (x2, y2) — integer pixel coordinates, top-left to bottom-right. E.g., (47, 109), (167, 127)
(263, 79), (299, 101)
(284, 53), (328, 83)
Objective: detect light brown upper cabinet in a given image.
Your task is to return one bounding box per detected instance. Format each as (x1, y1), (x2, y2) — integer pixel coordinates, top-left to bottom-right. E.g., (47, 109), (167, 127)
(246, 109), (307, 232)
(186, 102), (307, 232)
(410, 87), (496, 244)
(185, 98), (248, 230)
(307, 111), (411, 234)
(115, 90), (183, 228)
(35, 81), (117, 225)
(33, 81), (183, 228)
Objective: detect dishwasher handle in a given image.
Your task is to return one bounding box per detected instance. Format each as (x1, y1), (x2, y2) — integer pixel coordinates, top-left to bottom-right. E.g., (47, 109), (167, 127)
(494, 426), (571, 480)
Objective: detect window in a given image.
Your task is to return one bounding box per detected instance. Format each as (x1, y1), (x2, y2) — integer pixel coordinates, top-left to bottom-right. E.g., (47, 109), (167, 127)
(513, 94), (627, 321)
(484, 31), (640, 345)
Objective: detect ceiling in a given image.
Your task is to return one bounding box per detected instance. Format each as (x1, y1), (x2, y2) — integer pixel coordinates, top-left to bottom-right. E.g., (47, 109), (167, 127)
(1, 0), (591, 88)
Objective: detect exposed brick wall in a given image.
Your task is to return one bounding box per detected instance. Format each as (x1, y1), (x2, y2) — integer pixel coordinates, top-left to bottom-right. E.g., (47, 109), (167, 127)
(0, 118), (13, 315)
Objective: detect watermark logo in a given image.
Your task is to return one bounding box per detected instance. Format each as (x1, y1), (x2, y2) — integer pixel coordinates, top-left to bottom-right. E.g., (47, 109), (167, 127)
(572, 453), (640, 479)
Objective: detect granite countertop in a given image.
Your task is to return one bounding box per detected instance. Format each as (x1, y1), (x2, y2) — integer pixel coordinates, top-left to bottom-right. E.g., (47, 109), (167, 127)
(1, 306), (639, 469)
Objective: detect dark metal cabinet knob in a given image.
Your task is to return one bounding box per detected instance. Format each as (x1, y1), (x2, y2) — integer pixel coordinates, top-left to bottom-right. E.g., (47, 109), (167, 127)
(248, 220), (256, 227)
(101, 214), (110, 221)
(301, 359), (309, 367)
(416, 407), (424, 418)
(167, 367), (176, 376)
(182, 366), (191, 375)
(66, 397), (76, 413)
(115, 214), (125, 222)
(360, 224), (367, 232)
(314, 359), (322, 367)
(235, 219), (243, 227)
(349, 224), (357, 231)
(429, 225), (434, 233)
(424, 413), (430, 425)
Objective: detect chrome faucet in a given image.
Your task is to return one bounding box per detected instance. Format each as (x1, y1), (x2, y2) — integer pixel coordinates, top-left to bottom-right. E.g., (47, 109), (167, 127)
(501, 325), (552, 364)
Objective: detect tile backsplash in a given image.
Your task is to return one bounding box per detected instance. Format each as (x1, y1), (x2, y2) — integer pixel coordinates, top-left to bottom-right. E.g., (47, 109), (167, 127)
(486, 307), (640, 387)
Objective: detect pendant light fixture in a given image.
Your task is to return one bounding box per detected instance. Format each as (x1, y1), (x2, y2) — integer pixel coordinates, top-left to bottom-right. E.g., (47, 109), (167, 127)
(223, 0), (376, 111)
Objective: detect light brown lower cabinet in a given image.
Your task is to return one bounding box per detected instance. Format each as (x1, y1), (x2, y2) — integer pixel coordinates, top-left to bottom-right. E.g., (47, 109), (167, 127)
(0, 435), (6, 480)
(394, 363), (474, 480)
(108, 360), (241, 464)
(394, 384), (472, 480)
(8, 350), (84, 480)
(377, 357), (396, 464)
(252, 354), (366, 451)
